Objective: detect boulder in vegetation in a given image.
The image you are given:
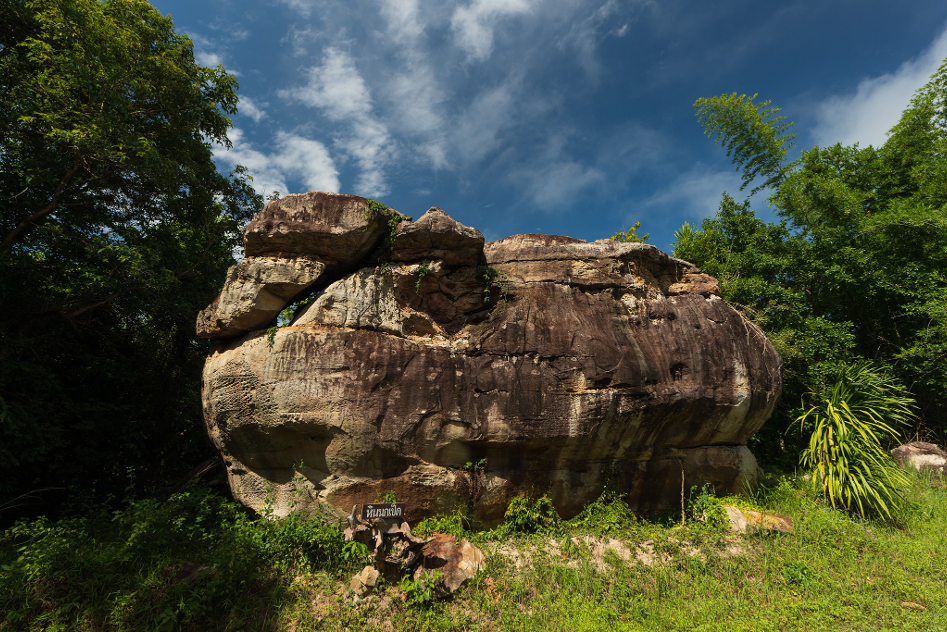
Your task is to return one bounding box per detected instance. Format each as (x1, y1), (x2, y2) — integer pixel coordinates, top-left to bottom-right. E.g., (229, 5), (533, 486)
(722, 505), (794, 535)
(415, 533), (485, 597)
(891, 442), (947, 477)
(201, 197), (782, 525)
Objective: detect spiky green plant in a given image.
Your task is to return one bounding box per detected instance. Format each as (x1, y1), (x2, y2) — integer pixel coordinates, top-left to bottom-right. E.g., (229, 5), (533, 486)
(796, 361), (915, 519)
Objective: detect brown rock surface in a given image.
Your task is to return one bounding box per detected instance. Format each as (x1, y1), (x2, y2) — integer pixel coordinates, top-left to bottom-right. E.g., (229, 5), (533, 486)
(392, 207), (485, 266)
(891, 441), (947, 476)
(415, 534), (485, 597)
(196, 256), (325, 338)
(243, 191), (397, 264)
(722, 505), (794, 535)
(201, 194), (782, 524)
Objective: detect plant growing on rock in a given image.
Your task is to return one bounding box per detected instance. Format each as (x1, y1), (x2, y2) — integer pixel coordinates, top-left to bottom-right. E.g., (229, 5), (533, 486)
(610, 221), (650, 243)
(364, 198), (406, 263)
(476, 264), (512, 304)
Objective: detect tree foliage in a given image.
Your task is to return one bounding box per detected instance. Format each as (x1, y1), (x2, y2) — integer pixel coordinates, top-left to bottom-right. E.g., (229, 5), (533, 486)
(694, 93), (796, 194)
(0, 0), (261, 511)
(678, 58), (947, 465)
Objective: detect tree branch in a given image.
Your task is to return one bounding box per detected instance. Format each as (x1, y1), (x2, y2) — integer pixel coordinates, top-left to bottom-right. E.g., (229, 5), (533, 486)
(0, 161), (83, 251)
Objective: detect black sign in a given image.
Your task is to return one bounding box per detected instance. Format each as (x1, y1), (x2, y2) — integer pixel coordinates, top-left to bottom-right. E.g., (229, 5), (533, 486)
(361, 502), (406, 521)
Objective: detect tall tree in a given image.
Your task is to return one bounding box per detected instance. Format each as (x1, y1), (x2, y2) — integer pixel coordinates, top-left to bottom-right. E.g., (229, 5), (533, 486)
(677, 60), (947, 462)
(0, 0), (261, 509)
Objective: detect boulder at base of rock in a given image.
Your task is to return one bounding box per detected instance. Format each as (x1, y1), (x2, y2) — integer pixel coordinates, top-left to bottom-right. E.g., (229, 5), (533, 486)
(196, 256), (325, 338)
(348, 565), (381, 597)
(891, 442), (947, 476)
(723, 505), (793, 535)
(415, 534), (485, 597)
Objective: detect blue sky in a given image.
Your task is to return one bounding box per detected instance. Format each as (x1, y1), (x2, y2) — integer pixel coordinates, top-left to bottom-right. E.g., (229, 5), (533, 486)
(152, 0), (947, 253)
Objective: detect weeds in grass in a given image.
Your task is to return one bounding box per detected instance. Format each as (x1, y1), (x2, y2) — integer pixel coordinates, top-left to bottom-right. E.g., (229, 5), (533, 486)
(494, 493), (560, 536)
(2, 471), (945, 630)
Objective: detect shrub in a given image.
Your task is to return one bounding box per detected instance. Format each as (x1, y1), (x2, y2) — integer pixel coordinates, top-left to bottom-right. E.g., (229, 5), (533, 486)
(567, 487), (638, 535)
(496, 493), (559, 536)
(795, 361), (914, 519)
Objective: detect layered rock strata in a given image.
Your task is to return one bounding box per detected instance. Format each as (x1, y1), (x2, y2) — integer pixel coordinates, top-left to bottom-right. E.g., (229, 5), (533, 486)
(200, 192), (782, 525)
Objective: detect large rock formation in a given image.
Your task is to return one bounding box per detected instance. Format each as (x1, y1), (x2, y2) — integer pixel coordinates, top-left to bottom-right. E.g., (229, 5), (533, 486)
(199, 192), (782, 525)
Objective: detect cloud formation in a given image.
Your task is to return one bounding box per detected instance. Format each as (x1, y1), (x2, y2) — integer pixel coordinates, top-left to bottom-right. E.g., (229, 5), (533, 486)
(450, 0), (535, 62)
(812, 24), (947, 148)
(643, 166), (747, 220)
(238, 96), (267, 123)
(215, 128), (340, 197)
(280, 48), (395, 197)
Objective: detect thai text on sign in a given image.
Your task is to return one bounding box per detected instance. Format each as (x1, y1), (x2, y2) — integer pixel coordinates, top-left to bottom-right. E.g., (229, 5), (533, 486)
(361, 502), (405, 520)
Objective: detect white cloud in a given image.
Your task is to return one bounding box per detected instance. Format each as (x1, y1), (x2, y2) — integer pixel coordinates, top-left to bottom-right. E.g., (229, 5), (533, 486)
(508, 135), (605, 209)
(238, 96), (267, 123)
(379, 0), (425, 42)
(449, 83), (519, 164)
(215, 128), (340, 197)
(558, 0), (620, 80)
(450, 0), (535, 62)
(644, 166), (747, 220)
(290, 48), (375, 120)
(280, 48), (395, 197)
(282, 26), (321, 57)
(812, 24), (947, 148)
(188, 33), (232, 71)
(275, 0), (316, 17)
(518, 159), (604, 208)
(375, 1), (453, 169)
(195, 50), (224, 67)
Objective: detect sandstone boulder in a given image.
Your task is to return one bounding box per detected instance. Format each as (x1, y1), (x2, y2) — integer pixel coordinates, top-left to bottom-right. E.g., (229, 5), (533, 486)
(196, 256), (325, 338)
(348, 565), (380, 597)
(722, 505), (793, 535)
(392, 207), (485, 266)
(415, 534), (485, 597)
(201, 194), (782, 525)
(243, 191), (403, 265)
(891, 441), (947, 476)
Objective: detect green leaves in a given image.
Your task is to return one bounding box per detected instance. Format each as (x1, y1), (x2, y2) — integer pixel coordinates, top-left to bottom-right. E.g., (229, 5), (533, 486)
(0, 1), (262, 503)
(610, 221), (650, 243)
(496, 493), (560, 536)
(694, 93), (796, 194)
(685, 60), (947, 465)
(796, 362), (914, 519)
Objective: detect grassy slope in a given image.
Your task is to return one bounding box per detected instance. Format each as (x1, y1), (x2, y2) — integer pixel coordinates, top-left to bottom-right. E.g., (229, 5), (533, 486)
(1, 473), (945, 631)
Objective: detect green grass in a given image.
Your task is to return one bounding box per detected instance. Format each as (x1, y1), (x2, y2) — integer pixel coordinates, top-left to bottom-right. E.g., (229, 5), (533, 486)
(2, 472), (945, 631)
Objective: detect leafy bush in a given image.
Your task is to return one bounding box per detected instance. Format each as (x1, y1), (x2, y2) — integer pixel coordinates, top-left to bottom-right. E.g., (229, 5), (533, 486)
(0, 488), (354, 630)
(401, 570), (443, 608)
(610, 221), (650, 243)
(687, 484), (729, 530)
(796, 361), (914, 518)
(567, 487), (638, 535)
(414, 508), (470, 539)
(496, 493), (560, 536)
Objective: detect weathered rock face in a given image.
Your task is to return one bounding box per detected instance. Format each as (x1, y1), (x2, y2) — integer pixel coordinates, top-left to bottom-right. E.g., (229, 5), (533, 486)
(891, 442), (947, 476)
(200, 192), (782, 525)
(197, 256), (325, 338)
